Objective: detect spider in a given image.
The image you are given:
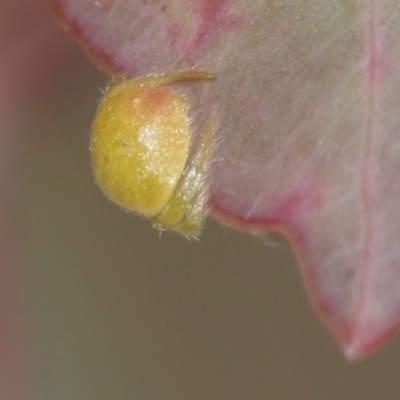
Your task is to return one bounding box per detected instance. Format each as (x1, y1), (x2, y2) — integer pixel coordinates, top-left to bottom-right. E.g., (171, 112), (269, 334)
(90, 70), (215, 236)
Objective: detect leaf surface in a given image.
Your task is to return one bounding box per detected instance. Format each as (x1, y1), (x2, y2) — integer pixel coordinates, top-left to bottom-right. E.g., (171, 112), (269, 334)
(47, 0), (400, 359)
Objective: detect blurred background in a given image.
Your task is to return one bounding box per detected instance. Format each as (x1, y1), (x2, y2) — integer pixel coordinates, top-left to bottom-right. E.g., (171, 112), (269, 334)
(3, 3), (400, 399)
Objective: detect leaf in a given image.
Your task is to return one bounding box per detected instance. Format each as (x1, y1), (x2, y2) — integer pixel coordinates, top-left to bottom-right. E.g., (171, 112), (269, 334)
(47, 0), (400, 359)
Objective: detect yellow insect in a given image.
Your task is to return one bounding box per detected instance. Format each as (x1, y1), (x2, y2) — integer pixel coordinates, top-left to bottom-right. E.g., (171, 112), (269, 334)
(90, 70), (215, 236)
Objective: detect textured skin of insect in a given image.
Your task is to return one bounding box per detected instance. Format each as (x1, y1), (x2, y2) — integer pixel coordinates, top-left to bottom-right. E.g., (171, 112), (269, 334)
(90, 70), (215, 236)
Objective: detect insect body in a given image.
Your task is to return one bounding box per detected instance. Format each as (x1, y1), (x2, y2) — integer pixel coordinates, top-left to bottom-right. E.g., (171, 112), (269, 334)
(90, 70), (215, 236)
